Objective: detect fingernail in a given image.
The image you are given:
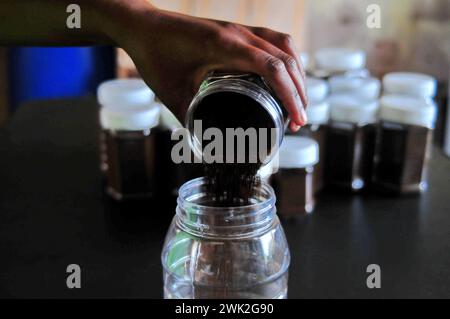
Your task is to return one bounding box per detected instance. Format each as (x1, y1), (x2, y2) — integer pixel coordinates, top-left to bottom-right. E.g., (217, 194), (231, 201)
(290, 122), (301, 132)
(295, 95), (307, 125)
(299, 106), (308, 125)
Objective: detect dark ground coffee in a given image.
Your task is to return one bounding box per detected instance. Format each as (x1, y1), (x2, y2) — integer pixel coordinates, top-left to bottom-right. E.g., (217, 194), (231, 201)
(325, 122), (376, 191)
(193, 91), (276, 206)
(103, 129), (156, 200)
(373, 121), (432, 194)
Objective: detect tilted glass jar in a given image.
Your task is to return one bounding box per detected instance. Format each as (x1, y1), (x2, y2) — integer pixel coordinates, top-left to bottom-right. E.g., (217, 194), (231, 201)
(161, 178), (291, 299)
(186, 72), (289, 165)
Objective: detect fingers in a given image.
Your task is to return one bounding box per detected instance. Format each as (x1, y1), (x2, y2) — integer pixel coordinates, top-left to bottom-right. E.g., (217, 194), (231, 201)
(244, 31), (308, 123)
(289, 120), (300, 132)
(251, 27), (308, 106)
(227, 45), (307, 126)
(207, 23), (308, 128)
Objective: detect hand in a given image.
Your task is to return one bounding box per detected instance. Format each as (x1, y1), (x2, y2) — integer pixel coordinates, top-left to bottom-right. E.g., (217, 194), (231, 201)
(114, 3), (308, 131)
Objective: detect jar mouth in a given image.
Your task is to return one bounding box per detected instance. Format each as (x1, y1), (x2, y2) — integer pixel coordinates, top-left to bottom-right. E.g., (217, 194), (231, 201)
(186, 78), (286, 165)
(176, 177), (277, 239)
(178, 177), (275, 210)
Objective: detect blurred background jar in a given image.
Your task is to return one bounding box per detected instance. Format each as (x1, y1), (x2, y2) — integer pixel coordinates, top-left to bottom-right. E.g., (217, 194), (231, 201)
(272, 136), (319, 217)
(162, 178), (290, 299)
(325, 95), (379, 192)
(97, 79), (160, 201)
(295, 77), (329, 193)
(310, 47), (368, 80)
(382, 72), (440, 147)
(373, 95), (437, 195)
(383, 72), (437, 101)
(329, 75), (381, 102)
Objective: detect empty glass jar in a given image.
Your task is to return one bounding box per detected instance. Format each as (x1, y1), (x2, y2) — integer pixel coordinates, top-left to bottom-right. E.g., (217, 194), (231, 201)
(162, 178), (290, 299)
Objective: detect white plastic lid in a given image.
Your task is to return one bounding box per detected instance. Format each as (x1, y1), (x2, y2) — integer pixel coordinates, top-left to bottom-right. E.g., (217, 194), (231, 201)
(97, 79), (155, 108)
(329, 94), (379, 125)
(306, 101), (330, 125)
(307, 77), (329, 104)
(279, 136), (319, 169)
(329, 76), (381, 101)
(100, 103), (161, 131)
(383, 72), (437, 99)
(98, 79), (159, 131)
(315, 48), (366, 73)
(379, 94), (437, 129)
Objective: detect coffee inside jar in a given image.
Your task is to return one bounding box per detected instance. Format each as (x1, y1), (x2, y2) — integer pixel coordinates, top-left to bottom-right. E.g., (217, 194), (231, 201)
(273, 136), (319, 217)
(192, 92), (277, 206)
(186, 74), (286, 207)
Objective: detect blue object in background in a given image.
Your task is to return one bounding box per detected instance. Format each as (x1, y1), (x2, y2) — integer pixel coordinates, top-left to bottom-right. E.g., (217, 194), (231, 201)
(8, 47), (115, 111)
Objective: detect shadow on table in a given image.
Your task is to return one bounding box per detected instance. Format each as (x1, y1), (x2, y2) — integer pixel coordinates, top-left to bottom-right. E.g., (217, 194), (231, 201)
(102, 194), (176, 245)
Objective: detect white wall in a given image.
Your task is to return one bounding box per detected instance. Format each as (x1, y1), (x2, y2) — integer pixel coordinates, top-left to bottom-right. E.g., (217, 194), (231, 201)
(150, 0), (307, 49)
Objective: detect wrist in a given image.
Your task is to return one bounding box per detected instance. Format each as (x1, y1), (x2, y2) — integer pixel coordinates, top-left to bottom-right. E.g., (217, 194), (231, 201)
(94, 0), (160, 47)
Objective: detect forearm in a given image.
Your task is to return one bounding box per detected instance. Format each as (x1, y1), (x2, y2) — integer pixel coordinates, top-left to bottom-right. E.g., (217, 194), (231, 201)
(0, 1), (308, 127)
(0, 0), (155, 46)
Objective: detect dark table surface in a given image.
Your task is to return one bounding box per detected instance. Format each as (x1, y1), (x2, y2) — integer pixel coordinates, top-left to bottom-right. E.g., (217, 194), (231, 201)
(0, 98), (449, 299)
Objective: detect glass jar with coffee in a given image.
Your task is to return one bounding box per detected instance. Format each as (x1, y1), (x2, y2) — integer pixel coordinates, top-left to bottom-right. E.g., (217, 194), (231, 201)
(162, 177), (290, 299)
(186, 72), (288, 163)
(184, 72), (288, 206)
(97, 79), (160, 201)
(382, 72), (442, 146)
(373, 95), (437, 194)
(325, 95), (379, 191)
(272, 136), (319, 217)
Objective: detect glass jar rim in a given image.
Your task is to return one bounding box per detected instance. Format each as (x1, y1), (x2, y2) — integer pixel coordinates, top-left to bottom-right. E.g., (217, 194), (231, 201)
(176, 177), (277, 239)
(185, 77), (286, 165)
(177, 177), (276, 213)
